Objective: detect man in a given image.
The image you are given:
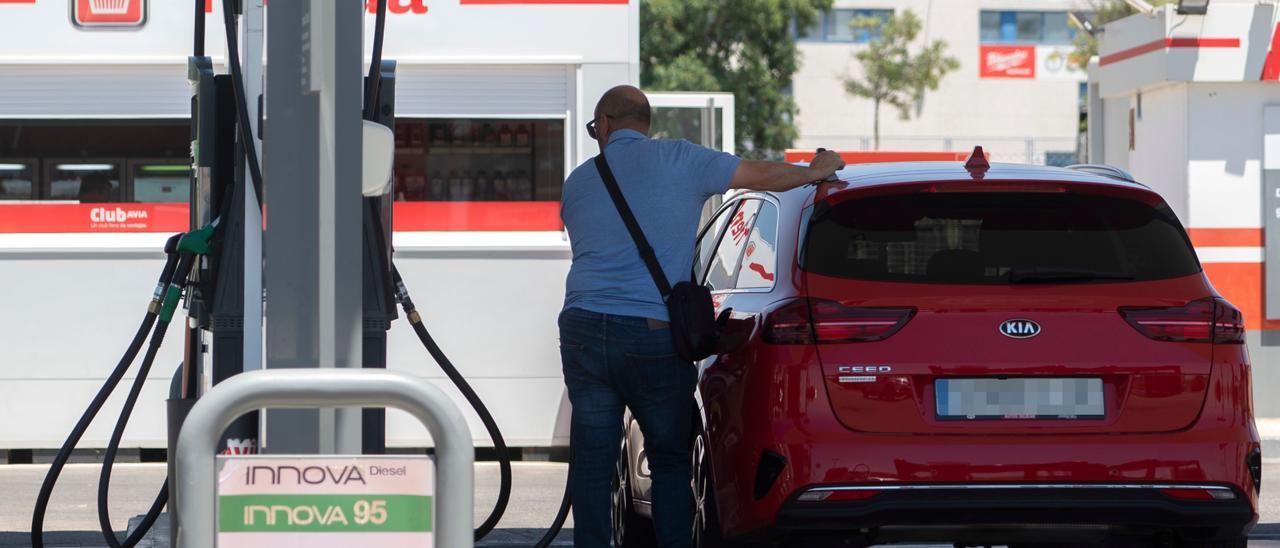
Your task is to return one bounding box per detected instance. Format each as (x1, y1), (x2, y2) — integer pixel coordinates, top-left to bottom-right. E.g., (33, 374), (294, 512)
(77, 173), (116, 203)
(559, 85), (844, 547)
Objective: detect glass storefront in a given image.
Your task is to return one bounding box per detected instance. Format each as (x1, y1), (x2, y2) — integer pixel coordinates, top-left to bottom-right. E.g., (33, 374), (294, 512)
(0, 122), (190, 203)
(392, 118), (565, 203)
(0, 118), (568, 232)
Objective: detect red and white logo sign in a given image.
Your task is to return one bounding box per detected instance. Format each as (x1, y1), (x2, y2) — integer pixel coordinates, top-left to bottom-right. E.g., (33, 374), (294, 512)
(73, 0), (146, 28)
(980, 45), (1035, 79)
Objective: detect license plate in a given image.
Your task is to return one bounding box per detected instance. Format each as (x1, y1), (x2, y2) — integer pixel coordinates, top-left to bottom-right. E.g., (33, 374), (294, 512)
(935, 378), (1104, 420)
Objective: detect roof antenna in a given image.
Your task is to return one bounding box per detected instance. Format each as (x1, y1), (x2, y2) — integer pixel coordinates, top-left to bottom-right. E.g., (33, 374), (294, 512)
(965, 146), (989, 179)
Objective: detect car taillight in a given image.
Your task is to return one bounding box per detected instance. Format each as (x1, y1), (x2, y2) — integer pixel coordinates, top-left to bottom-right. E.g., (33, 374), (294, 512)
(1119, 297), (1244, 344)
(763, 298), (915, 344)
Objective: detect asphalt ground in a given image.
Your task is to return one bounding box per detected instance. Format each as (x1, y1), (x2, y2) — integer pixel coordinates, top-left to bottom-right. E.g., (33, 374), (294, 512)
(3, 461), (1280, 547)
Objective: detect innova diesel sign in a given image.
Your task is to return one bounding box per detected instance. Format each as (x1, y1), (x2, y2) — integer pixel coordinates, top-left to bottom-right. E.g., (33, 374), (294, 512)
(217, 455), (434, 548)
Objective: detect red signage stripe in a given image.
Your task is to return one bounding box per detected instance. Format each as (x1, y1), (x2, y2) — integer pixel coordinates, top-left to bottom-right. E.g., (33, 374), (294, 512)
(1262, 23), (1280, 80)
(1100, 37), (1240, 66)
(784, 150), (971, 163)
(392, 201), (562, 231)
(0, 202), (562, 233)
(0, 1), (38, 3)
(1187, 228), (1263, 248)
(461, 0), (627, 4)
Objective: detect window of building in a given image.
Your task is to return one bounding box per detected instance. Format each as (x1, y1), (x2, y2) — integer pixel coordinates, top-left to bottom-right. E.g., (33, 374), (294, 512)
(979, 11), (1076, 44)
(0, 122), (190, 202)
(392, 118), (565, 202)
(0, 160), (36, 200)
(798, 9), (893, 43)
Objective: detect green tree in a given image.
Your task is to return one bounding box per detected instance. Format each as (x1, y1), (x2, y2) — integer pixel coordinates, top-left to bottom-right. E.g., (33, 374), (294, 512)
(641, 0), (832, 159)
(1068, 0), (1175, 68)
(841, 10), (959, 150)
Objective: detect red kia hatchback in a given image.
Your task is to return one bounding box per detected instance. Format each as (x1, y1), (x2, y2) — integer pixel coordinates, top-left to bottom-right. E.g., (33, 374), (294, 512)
(611, 156), (1261, 547)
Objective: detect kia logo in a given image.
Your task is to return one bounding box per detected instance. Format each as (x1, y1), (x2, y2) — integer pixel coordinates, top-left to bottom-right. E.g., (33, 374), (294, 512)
(999, 319), (1041, 339)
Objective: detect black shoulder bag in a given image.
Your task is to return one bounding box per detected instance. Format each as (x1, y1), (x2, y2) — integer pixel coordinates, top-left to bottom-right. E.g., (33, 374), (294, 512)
(594, 154), (719, 362)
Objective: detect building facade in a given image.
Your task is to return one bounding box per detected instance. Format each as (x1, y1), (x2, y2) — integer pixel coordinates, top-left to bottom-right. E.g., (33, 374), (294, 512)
(792, 0), (1086, 164)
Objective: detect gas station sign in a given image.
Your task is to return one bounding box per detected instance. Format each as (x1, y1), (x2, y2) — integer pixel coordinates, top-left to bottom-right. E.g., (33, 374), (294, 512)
(216, 456), (434, 547)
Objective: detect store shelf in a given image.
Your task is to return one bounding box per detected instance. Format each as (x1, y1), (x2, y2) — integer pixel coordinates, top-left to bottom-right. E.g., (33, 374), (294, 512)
(428, 146), (533, 155)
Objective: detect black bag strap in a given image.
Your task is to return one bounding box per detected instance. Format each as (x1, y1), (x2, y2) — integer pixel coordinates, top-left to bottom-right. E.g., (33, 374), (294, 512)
(594, 154), (673, 298)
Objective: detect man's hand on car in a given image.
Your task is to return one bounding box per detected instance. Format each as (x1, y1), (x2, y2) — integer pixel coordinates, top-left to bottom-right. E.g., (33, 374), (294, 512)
(808, 149), (846, 181)
(730, 149), (846, 192)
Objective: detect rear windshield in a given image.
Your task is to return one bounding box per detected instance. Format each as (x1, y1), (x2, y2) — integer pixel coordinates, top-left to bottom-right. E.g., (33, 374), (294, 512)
(803, 192), (1200, 284)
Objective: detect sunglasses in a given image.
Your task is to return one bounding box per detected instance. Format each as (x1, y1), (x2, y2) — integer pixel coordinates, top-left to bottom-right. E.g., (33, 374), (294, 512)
(585, 115), (615, 140)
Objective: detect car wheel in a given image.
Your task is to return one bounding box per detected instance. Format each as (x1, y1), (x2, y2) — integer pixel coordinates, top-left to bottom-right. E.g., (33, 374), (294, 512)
(692, 431), (730, 548)
(613, 436), (657, 547)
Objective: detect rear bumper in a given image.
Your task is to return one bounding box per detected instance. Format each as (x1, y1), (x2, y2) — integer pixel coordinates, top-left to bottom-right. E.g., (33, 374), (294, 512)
(773, 485), (1256, 543)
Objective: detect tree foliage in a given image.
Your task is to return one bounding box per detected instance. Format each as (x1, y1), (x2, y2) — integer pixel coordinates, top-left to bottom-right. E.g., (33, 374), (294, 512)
(841, 10), (959, 150)
(641, 0), (832, 159)
(1068, 0), (1176, 68)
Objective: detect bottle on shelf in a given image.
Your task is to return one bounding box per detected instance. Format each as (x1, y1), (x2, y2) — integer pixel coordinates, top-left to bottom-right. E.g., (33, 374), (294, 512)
(452, 121), (468, 147)
(514, 124), (531, 147)
(447, 169), (464, 201)
(498, 124), (513, 147)
(429, 170), (447, 201)
(492, 170), (509, 200)
(514, 169), (533, 201)
(476, 170), (493, 201)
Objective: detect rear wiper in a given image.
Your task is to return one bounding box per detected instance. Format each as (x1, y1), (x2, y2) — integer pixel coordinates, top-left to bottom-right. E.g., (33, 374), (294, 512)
(1008, 268), (1135, 284)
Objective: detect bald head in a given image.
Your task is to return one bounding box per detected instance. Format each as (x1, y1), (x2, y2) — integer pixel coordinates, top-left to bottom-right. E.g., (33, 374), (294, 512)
(594, 85), (651, 137)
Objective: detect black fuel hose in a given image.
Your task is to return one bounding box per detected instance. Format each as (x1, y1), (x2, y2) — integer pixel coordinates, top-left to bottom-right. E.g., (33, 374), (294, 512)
(387, 262), (515, 541)
(30, 234), (183, 548)
(220, 0), (264, 208)
(95, 253), (196, 548)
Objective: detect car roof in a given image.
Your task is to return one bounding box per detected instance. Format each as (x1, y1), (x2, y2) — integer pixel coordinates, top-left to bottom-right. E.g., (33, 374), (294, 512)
(826, 161), (1149, 190)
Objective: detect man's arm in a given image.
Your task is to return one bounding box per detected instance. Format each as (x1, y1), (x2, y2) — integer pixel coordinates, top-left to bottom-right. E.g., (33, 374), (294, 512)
(729, 150), (845, 192)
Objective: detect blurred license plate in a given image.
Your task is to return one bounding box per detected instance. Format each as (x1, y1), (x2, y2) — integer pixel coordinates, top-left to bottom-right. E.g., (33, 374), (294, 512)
(935, 378), (1104, 420)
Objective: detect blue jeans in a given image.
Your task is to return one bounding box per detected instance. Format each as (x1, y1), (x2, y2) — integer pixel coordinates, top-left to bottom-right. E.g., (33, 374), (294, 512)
(559, 307), (697, 548)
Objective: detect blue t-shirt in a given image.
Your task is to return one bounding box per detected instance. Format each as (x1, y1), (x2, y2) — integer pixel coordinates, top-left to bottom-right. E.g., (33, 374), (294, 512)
(561, 129), (741, 321)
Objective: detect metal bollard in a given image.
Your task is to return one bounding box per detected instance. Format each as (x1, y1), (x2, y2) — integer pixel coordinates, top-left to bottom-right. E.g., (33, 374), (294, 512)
(173, 368), (474, 548)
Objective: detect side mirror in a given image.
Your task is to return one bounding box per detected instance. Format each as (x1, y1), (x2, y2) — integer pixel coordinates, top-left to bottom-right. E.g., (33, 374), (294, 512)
(362, 120), (395, 197)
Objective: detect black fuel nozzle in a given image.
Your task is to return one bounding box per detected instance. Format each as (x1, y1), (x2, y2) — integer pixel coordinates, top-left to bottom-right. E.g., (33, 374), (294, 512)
(149, 233), (187, 314)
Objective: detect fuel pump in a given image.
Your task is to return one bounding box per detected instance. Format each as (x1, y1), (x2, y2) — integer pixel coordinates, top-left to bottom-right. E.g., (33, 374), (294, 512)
(32, 1), (573, 546)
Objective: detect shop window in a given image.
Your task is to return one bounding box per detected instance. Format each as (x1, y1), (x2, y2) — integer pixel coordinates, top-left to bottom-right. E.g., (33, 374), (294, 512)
(46, 160), (123, 202)
(131, 160), (192, 203)
(980, 11), (1076, 45)
(392, 118), (565, 202)
(0, 122), (189, 202)
(797, 9), (893, 43)
(0, 160), (36, 200)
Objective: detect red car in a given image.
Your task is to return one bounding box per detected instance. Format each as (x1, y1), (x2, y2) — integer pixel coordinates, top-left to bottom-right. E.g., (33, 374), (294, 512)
(611, 156), (1261, 547)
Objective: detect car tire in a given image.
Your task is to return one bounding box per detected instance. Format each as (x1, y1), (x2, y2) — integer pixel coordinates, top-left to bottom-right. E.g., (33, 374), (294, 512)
(613, 436), (657, 547)
(693, 431), (734, 548)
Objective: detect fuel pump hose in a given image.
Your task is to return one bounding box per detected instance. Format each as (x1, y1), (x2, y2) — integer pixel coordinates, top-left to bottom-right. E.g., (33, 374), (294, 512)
(95, 233), (206, 548)
(390, 264), (572, 547)
(29, 233), (184, 548)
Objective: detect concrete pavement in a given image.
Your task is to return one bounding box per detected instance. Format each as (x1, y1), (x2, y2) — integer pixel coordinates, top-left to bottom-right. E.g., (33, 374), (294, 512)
(6, 461), (1280, 547)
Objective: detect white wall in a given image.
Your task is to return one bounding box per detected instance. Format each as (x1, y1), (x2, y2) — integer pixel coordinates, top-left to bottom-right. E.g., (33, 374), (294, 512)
(0, 235), (574, 449)
(1184, 82), (1280, 231)
(1128, 84), (1190, 220)
(792, 0), (1082, 161)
